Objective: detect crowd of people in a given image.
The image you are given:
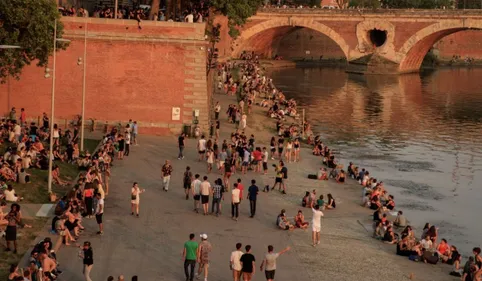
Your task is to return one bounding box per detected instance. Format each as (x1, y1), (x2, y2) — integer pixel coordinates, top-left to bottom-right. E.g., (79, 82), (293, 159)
(0, 106), (141, 280)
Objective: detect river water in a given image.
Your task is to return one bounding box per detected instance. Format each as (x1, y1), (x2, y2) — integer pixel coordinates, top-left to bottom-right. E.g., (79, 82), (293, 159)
(269, 66), (482, 255)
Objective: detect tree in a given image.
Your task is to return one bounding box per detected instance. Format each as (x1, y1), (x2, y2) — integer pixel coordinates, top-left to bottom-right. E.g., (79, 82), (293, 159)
(210, 0), (263, 38)
(335, 0), (350, 8)
(0, 0), (66, 83)
(150, 0), (161, 19)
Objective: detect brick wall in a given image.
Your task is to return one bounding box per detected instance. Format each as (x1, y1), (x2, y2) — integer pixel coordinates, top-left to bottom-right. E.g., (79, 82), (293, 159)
(434, 30), (482, 60)
(0, 17), (209, 135)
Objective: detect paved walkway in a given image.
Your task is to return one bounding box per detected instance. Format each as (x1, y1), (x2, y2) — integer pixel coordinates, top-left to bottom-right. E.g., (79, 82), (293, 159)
(54, 135), (312, 281)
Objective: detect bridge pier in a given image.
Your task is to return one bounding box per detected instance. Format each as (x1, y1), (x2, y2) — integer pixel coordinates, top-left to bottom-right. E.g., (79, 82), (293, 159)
(346, 54), (416, 75)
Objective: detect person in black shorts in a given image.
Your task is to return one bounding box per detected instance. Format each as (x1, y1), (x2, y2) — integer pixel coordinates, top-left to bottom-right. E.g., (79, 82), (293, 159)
(183, 166), (193, 200)
(277, 138), (284, 160)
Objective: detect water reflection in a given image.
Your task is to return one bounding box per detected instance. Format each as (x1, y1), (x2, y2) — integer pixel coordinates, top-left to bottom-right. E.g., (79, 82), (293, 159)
(269, 67), (482, 254)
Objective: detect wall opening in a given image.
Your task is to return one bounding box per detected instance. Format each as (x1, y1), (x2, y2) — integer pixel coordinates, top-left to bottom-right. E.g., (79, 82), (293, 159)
(369, 29), (387, 47)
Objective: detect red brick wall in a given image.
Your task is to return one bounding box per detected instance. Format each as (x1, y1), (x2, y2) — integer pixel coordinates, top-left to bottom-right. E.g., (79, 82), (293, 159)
(0, 17), (209, 135)
(275, 28), (345, 59)
(434, 30), (482, 60)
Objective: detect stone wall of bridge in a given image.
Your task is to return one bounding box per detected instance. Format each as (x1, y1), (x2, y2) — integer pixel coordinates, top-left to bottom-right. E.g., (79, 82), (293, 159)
(0, 17), (209, 135)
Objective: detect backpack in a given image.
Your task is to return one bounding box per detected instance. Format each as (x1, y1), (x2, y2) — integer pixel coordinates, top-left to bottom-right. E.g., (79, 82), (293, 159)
(184, 172), (192, 184)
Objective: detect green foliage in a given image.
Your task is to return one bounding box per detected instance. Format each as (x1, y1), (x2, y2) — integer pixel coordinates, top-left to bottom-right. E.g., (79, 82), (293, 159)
(381, 0), (454, 8)
(349, 0), (382, 8)
(0, 0), (66, 83)
(210, 0), (263, 38)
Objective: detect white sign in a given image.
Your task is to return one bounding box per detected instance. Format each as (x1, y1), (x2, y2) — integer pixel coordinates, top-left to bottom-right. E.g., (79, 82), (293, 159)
(194, 109), (200, 117)
(172, 107), (181, 121)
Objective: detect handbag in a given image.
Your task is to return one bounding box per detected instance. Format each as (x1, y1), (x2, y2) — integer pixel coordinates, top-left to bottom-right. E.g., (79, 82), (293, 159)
(131, 194), (137, 200)
(59, 230), (66, 236)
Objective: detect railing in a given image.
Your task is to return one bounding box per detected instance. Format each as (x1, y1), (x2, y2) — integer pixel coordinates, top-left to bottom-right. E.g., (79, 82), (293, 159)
(258, 7), (482, 15)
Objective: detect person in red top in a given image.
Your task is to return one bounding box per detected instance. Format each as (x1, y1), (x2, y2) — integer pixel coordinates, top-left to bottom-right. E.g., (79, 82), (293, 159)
(20, 108), (26, 127)
(436, 239), (450, 260)
(236, 178), (244, 201)
(252, 147), (263, 173)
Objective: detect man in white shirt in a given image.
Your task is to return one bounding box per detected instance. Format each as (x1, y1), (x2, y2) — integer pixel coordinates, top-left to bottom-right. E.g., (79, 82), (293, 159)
(95, 192), (104, 235)
(13, 123), (21, 143)
(200, 176), (212, 215)
(191, 174), (202, 213)
(197, 135), (207, 161)
(421, 235), (433, 250)
(311, 205), (324, 246)
(185, 12), (193, 23)
(231, 184), (241, 221)
(230, 243), (244, 281)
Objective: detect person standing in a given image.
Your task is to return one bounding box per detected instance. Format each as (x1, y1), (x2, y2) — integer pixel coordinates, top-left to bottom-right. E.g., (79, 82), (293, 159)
(200, 176), (212, 215)
(240, 245), (256, 281)
(197, 234), (212, 281)
(5, 204), (20, 253)
(178, 133), (185, 160)
(132, 121), (138, 145)
(94, 192), (104, 235)
(311, 205), (324, 246)
(117, 134), (125, 160)
(191, 174), (202, 213)
(214, 102), (221, 120)
(182, 233), (198, 281)
(211, 178), (224, 216)
(197, 135), (207, 161)
(131, 182), (146, 217)
(124, 129), (131, 157)
(183, 166), (193, 200)
(260, 245), (290, 281)
(280, 161), (288, 194)
(247, 180), (259, 218)
(230, 243), (243, 281)
(161, 160), (173, 192)
(20, 108), (26, 127)
(231, 183), (241, 221)
(79, 241), (93, 281)
(262, 147), (269, 175)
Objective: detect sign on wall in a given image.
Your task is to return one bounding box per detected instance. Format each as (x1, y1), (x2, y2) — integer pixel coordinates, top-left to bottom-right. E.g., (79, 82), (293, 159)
(172, 107), (181, 121)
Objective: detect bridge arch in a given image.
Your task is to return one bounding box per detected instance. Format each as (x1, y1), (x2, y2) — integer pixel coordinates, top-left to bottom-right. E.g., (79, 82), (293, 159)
(232, 18), (350, 60)
(398, 21), (482, 73)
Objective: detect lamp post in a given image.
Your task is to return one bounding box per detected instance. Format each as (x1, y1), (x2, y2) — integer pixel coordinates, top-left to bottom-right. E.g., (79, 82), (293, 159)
(79, 22), (87, 152)
(47, 19), (71, 194)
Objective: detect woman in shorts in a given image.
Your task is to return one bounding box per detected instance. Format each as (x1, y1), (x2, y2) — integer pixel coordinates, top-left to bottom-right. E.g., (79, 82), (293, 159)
(277, 138), (284, 160)
(270, 137), (276, 160)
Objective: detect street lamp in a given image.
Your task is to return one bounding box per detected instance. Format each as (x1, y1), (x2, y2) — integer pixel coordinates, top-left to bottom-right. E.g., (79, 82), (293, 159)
(47, 19), (71, 194)
(78, 22), (88, 152)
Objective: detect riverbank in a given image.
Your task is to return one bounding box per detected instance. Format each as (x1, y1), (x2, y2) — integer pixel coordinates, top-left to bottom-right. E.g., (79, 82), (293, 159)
(225, 65), (457, 280)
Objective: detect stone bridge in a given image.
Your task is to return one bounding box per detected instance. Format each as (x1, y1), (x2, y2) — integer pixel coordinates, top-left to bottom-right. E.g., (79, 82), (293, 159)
(221, 9), (482, 74)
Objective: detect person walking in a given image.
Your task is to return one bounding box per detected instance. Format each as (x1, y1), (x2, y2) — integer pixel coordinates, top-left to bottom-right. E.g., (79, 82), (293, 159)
(161, 160), (173, 191)
(178, 133), (185, 160)
(247, 180), (259, 218)
(260, 245), (290, 281)
(240, 245), (256, 281)
(214, 101), (221, 120)
(311, 204), (324, 246)
(200, 176), (212, 215)
(230, 243), (243, 281)
(182, 233), (198, 281)
(231, 183), (241, 221)
(191, 174), (202, 213)
(280, 161), (288, 194)
(124, 129), (131, 157)
(197, 234), (212, 281)
(94, 192), (104, 235)
(211, 178), (224, 216)
(131, 182), (146, 217)
(79, 241), (93, 281)
(183, 166), (193, 200)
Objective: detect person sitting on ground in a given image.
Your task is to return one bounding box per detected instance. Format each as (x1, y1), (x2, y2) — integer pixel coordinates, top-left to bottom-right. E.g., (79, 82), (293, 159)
(18, 168), (30, 184)
(422, 248), (439, 265)
(370, 195), (382, 210)
(317, 195), (325, 210)
(381, 213), (390, 227)
(401, 226), (416, 249)
(436, 238), (450, 261)
(373, 208), (382, 222)
(420, 234), (433, 250)
(278, 213), (294, 231)
(394, 210), (407, 227)
(385, 195), (395, 210)
(301, 191), (310, 208)
(0, 163), (17, 182)
(397, 234), (415, 256)
(326, 193), (336, 209)
(336, 169), (346, 183)
(4, 184), (23, 202)
(52, 165), (69, 186)
(317, 167), (328, 180)
(447, 246), (462, 276)
(295, 210), (309, 229)
(383, 226), (397, 244)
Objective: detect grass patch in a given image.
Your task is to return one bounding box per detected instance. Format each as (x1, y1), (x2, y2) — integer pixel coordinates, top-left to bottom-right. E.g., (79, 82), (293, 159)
(3, 138), (99, 204)
(0, 217), (48, 280)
